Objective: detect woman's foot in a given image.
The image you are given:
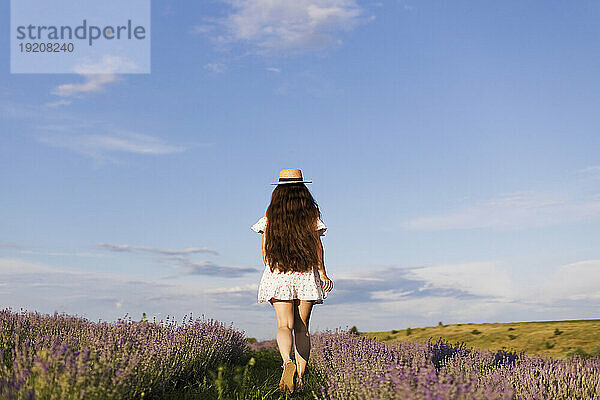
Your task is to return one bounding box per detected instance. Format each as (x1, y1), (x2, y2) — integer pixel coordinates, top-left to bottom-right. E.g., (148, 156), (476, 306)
(296, 367), (308, 392)
(296, 374), (304, 392)
(279, 360), (296, 394)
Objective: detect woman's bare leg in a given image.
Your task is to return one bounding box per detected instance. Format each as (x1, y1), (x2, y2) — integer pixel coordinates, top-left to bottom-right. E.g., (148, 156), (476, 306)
(293, 300), (314, 379)
(272, 299), (295, 364)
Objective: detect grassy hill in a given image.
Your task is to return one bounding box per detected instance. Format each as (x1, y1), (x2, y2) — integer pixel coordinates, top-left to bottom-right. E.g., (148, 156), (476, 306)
(362, 319), (600, 359)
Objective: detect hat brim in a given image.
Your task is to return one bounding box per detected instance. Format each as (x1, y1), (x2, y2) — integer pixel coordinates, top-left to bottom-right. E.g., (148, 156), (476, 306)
(270, 180), (312, 185)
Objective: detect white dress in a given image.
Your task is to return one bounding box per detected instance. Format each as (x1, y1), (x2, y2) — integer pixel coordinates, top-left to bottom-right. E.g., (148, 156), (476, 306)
(251, 216), (328, 304)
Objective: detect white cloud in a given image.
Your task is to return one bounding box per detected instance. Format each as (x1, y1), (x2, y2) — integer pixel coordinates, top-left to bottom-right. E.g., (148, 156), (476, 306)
(197, 0), (372, 55)
(533, 259), (600, 302)
(37, 128), (187, 158)
(2, 106), (189, 166)
(11, 105), (188, 165)
(51, 55), (139, 97)
(346, 259), (600, 310)
(406, 261), (516, 301)
(319, 259), (600, 335)
(52, 74), (121, 97)
(266, 67), (280, 72)
(403, 191), (600, 230)
(330, 259), (600, 313)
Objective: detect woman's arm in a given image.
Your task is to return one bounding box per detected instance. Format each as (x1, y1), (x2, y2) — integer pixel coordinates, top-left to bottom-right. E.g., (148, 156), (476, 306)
(316, 238), (333, 292)
(316, 238), (326, 276)
(261, 230), (267, 266)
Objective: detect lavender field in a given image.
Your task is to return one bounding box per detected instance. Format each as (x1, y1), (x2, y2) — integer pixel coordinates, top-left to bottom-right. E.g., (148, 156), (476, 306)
(0, 308), (247, 399)
(310, 331), (600, 399)
(1, 308), (599, 399)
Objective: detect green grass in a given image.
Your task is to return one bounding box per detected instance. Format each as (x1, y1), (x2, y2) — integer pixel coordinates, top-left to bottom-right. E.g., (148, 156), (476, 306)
(363, 319), (600, 359)
(154, 349), (323, 400)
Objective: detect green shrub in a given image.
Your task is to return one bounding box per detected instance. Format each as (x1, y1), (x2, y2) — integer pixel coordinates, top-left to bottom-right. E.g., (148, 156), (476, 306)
(544, 341), (555, 349)
(508, 334), (517, 340)
(567, 346), (588, 358)
(391, 330), (399, 334)
(507, 327), (515, 331)
(349, 326), (359, 335)
(471, 329), (482, 335)
(554, 328), (563, 336)
(406, 327), (412, 336)
(567, 346), (600, 359)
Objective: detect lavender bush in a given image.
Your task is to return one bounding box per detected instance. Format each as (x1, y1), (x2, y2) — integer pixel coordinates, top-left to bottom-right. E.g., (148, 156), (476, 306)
(310, 330), (600, 400)
(0, 308), (247, 400)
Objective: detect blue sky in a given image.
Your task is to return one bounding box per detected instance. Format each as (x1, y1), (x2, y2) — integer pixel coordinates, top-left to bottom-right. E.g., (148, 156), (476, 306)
(1, 0), (600, 339)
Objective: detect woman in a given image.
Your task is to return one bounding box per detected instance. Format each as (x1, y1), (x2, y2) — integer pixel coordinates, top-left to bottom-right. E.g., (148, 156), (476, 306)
(251, 168), (334, 394)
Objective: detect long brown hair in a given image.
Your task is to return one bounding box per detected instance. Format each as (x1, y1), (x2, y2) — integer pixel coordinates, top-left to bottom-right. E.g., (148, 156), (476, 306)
(264, 183), (321, 273)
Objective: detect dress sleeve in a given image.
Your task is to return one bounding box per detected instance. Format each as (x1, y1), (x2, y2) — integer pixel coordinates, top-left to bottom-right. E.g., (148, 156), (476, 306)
(251, 216), (267, 234)
(317, 218), (327, 236)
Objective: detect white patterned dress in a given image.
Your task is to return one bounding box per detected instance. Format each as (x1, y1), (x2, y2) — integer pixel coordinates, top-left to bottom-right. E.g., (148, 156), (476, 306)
(251, 216), (328, 304)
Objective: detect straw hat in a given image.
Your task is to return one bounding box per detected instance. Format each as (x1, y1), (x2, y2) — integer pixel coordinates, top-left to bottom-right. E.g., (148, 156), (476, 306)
(271, 169), (312, 185)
